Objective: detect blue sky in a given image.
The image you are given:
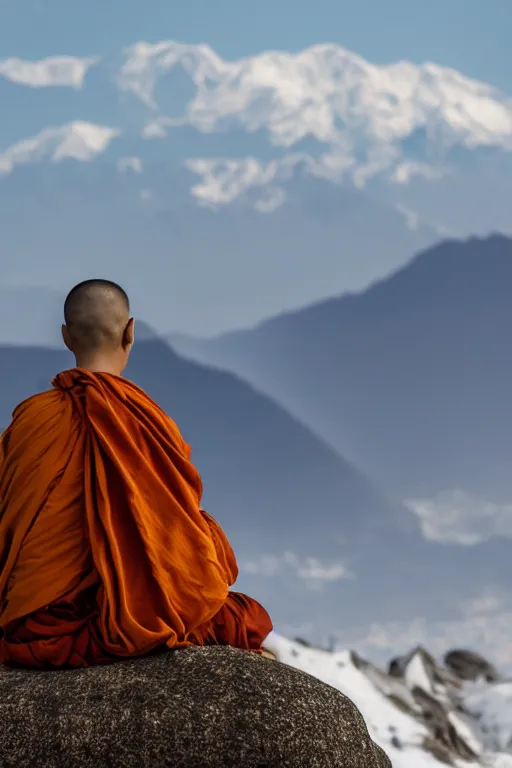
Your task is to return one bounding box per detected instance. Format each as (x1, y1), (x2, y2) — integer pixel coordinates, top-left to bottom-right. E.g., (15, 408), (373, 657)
(0, 0), (510, 91)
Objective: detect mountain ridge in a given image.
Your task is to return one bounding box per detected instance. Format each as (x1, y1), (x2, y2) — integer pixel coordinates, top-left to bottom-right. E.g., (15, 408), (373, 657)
(170, 233), (512, 504)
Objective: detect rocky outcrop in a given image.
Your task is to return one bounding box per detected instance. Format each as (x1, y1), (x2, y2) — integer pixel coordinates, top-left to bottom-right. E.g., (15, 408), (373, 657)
(268, 636), (512, 767)
(444, 649), (500, 683)
(389, 646), (461, 689)
(0, 646), (391, 768)
(413, 687), (478, 763)
(384, 647), (480, 764)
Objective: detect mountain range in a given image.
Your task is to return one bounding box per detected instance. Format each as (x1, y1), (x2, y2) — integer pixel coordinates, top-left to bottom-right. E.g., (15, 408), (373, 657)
(172, 234), (512, 510)
(169, 233), (512, 659)
(1, 40), (512, 333)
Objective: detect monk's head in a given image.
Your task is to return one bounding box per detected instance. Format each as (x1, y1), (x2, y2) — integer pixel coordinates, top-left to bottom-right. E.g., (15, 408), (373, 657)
(62, 279), (135, 376)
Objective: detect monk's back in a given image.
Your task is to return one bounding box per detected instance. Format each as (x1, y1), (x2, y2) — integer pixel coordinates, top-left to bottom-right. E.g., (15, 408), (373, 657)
(0, 389), (94, 627)
(0, 369), (271, 668)
(0, 277), (271, 668)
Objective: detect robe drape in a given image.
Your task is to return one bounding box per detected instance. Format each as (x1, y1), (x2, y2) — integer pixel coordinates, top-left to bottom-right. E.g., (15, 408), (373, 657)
(0, 368), (272, 668)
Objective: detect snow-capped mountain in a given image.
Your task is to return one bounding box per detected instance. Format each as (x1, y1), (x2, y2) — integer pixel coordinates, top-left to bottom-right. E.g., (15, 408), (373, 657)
(4, 41), (512, 157)
(117, 41), (512, 151)
(1, 40), (511, 334)
(1, 41), (511, 228)
(267, 635), (512, 768)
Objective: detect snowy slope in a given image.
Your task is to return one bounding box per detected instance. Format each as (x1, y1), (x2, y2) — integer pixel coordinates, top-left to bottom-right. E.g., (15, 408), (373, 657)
(265, 635), (512, 767)
(465, 682), (512, 754)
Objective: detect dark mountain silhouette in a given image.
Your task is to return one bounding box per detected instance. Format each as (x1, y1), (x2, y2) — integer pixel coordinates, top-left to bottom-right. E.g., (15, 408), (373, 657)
(171, 234), (512, 502)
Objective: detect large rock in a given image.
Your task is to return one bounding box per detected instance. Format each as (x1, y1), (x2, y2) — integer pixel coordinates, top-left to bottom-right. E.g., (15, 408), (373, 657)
(0, 646), (391, 767)
(444, 649), (500, 683)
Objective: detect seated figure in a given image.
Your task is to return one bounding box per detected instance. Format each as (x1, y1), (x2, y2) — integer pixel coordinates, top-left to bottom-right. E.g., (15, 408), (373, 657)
(0, 280), (272, 668)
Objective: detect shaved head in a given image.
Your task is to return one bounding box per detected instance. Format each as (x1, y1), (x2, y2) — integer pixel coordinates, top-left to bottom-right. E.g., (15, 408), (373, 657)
(63, 279), (131, 354)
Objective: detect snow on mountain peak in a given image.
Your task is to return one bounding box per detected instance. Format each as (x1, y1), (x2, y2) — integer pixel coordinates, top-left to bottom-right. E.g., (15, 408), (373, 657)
(0, 55), (98, 89)
(2, 41), (512, 229)
(0, 122), (120, 175)
(118, 40), (512, 152)
(266, 634), (512, 768)
(2, 41), (511, 209)
(118, 40), (225, 108)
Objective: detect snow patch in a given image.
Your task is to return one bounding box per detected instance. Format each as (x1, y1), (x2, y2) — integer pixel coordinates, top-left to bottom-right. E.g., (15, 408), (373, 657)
(266, 635), (459, 767)
(265, 634), (512, 767)
(404, 651), (434, 694)
(240, 552), (351, 589)
(465, 681), (512, 752)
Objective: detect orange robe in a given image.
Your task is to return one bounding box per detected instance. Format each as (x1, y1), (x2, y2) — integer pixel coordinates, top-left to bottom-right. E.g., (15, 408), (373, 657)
(0, 368), (272, 669)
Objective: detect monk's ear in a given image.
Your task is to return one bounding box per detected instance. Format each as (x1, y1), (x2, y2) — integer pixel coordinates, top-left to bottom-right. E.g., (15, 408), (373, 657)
(123, 318), (135, 349)
(61, 325), (74, 352)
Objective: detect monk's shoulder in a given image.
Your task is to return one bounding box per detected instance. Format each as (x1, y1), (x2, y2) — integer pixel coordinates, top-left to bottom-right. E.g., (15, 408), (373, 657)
(121, 379), (190, 455)
(11, 389), (60, 425)
(0, 390), (60, 456)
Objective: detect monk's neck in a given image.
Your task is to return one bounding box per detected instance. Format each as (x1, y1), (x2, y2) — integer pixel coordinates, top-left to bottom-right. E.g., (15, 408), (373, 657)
(73, 353), (126, 378)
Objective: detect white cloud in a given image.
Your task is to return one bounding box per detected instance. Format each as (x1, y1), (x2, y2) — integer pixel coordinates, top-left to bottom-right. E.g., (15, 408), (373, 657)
(185, 152), (356, 209)
(184, 150), (450, 210)
(405, 490), (512, 546)
(186, 156), (279, 207)
(320, 590), (512, 669)
(119, 39), (512, 154)
(463, 593), (504, 617)
(142, 120), (170, 138)
(240, 551), (352, 590)
(0, 122), (120, 176)
(0, 55), (98, 89)
(118, 41), (225, 109)
(254, 187), (286, 213)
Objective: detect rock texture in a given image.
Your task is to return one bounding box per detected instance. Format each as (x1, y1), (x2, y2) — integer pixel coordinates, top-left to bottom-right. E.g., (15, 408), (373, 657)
(444, 649), (500, 683)
(0, 646), (391, 768)
(385, 647), (481, 763)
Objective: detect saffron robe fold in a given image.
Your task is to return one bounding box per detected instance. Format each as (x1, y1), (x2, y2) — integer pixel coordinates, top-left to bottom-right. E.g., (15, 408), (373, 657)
(0, 368), (272, 668)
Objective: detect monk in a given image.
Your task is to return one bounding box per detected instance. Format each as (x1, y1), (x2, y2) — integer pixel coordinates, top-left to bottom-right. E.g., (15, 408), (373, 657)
(0, 279), (272, 668)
